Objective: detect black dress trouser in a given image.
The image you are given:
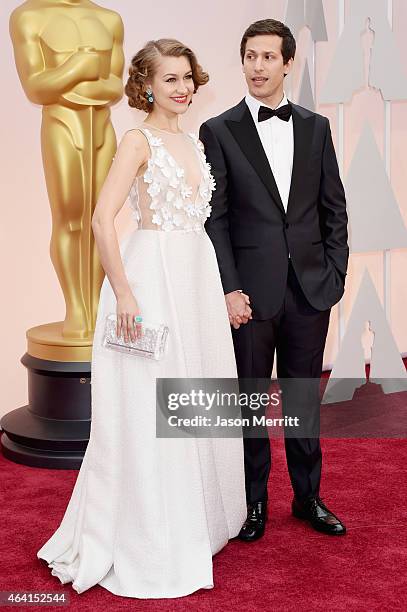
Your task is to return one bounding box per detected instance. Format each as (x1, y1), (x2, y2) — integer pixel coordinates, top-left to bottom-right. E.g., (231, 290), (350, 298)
(231, 261), (331, 504)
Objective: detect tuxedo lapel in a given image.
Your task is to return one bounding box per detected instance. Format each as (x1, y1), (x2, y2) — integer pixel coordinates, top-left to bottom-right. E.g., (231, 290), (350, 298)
(226, 100), (285, 215)
(286, 103), (316, 214)
(225, 99), (316, 217)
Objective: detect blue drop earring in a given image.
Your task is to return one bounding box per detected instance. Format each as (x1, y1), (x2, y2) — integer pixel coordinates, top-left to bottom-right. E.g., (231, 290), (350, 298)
(146, 87), (154, 104)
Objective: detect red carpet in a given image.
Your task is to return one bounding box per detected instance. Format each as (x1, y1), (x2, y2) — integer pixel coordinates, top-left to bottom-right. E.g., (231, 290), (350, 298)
(1, 433), (407, 611)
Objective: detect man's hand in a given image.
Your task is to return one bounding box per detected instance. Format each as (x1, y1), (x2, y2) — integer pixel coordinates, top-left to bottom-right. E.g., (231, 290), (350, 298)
(225, 290), (252, 329)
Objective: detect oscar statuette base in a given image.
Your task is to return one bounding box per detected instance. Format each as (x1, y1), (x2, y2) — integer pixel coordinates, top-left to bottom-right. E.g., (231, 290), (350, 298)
(1, 352), (91, 469)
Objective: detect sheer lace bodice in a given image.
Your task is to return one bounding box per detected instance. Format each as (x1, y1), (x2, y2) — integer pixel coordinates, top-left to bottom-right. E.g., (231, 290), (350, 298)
(127, 126), (216, 232)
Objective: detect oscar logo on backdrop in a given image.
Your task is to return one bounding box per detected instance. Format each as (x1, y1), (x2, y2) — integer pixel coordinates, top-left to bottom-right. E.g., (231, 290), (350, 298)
(1, 0), (124, 468)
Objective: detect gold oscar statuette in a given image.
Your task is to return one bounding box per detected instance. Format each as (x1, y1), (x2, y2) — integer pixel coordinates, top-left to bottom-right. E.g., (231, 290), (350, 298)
(10, 0), (125, 362)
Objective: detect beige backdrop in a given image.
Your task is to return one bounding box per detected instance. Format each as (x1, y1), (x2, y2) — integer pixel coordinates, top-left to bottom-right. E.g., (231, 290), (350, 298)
(1, 0), (406, 420)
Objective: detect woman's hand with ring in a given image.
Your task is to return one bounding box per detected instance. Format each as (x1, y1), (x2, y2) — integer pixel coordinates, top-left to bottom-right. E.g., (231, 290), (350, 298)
(116, 292), (142, 342)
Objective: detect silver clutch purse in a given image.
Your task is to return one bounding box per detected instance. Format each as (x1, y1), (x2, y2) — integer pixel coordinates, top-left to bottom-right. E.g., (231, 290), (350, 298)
(102, 313), (169, 360)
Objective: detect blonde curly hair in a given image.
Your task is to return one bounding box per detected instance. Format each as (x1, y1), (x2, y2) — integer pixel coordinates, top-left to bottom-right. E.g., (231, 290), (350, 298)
(125, 39), (209, 113)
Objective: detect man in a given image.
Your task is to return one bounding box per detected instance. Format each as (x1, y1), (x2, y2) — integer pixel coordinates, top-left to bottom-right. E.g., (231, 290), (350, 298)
(200, 19), (349, 540)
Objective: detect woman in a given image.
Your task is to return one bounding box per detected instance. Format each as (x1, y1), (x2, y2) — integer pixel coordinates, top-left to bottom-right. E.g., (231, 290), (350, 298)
(37, 39), (248, 599)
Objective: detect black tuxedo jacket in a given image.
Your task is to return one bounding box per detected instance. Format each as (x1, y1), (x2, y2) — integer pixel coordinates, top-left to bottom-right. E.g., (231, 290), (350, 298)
(199, 99), (349, 320)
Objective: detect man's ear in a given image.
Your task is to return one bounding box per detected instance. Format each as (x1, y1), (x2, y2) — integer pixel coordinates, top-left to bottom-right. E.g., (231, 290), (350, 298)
(283, 57), (294, 76)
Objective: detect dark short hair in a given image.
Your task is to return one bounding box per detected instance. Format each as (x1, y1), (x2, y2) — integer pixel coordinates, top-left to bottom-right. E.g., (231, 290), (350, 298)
(240, 19), (296, 65)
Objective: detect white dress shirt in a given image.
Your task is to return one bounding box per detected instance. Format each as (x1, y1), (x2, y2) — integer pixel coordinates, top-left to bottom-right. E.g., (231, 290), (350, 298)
(245, 91), (294, 212)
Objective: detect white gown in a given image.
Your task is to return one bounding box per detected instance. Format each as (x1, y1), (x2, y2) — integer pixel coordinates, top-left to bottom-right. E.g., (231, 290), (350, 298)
(37, 125), (247, 598)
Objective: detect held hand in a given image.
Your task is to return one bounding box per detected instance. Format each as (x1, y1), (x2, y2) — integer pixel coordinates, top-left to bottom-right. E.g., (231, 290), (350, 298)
(71, 47), (100, 81)
(225, 291), (252, 329)
(116, 293), (142, 343)
(229, 304), (252, 329)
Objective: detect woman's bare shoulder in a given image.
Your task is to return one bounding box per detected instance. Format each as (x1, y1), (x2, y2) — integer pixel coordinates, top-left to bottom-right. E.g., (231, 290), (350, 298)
(121, 128), (149, 148)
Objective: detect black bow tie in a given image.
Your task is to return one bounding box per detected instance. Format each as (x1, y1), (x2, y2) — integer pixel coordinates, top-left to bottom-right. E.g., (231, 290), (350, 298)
(258, 103), (292, 122)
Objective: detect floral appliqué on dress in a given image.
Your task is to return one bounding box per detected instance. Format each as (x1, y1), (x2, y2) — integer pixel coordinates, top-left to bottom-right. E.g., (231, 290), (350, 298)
(128, 128), (216, 232)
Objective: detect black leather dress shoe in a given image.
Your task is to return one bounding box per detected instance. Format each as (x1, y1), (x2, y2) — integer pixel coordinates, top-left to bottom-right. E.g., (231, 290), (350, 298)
(238, 501), (268, 542)
(292, 495), (346, 535)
